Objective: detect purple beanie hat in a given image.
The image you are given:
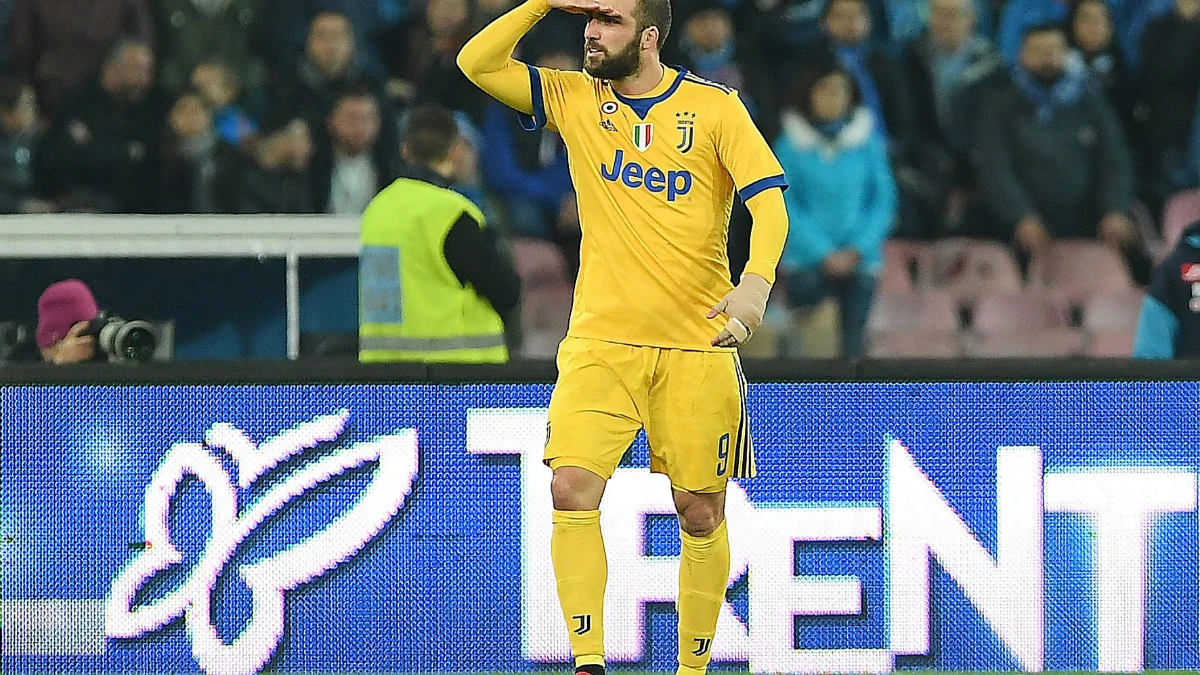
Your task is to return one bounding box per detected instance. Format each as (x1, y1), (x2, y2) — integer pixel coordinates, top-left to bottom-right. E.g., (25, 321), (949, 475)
(36, 279), (99, 349)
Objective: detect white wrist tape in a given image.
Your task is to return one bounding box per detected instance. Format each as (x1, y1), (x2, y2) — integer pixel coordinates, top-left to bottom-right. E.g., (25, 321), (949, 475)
(727, 317), (751, 343)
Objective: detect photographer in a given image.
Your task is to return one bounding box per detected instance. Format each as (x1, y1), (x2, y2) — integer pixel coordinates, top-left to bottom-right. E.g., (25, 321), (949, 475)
(34, 279), (102, 364)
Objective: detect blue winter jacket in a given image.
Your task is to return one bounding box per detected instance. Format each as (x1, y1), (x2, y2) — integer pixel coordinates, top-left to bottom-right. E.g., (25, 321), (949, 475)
(772, 108), (898, 275)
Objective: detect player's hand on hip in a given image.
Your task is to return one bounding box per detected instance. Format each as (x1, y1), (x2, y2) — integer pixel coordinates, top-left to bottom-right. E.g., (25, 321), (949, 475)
(547, 0), (617, 14)
(708, 273), (771, 348)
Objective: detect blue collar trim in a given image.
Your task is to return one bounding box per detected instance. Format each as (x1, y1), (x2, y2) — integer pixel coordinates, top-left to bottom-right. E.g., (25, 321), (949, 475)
(612, 68), (688, 120)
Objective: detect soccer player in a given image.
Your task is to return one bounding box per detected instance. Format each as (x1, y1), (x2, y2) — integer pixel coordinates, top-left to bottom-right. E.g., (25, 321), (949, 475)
(458, 1), (789, 674)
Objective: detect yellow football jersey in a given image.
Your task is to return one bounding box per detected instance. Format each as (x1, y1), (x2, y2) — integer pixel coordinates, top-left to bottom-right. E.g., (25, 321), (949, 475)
(524, 65), (787, 351)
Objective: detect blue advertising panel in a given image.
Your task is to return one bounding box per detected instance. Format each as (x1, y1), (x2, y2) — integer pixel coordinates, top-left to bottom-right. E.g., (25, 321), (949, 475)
(3, 382), (1199, 674)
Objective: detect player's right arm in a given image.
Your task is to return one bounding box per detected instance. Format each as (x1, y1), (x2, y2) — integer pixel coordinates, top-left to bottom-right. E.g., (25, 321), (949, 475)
(457, 0), (613, 121)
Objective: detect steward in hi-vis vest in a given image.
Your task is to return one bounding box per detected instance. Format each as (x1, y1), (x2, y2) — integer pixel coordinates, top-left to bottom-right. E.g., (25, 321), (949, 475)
(359, 105), (520, 363)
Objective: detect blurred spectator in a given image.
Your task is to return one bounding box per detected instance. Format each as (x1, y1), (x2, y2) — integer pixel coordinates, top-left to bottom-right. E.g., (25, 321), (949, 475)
(0, 78), (55, 215)
(35, 279), (101, 364)
(159, 90), (239, 213)
(270, 11), (397, 154)
(972, 23), (1141, 274)
(10, 0), (155, 112)
(216, 119), (315, 213)
(815, 0), (915, 147)
(754, 0), (890, 69)
(312, 87), (399, 215)
(1136, 0), (1200, 207)
(154, 0), (266, 96)
(382, 0), (488, 122)
(191, 60), (260, 147)
(360, 104), (519, 363)
(902, 0), (1003, 234)
(997, 0), (1067, 65)
(673, 3), (770, 109)
(480, 51), (578, 273)
(773, 60), (897, 358)
(42, 40), (165, 213)
(258, 0), (398, 85)
(475, 0), (518, 25)
(1132, 220), (1200, 358)
(1068, 0), (1135, 134)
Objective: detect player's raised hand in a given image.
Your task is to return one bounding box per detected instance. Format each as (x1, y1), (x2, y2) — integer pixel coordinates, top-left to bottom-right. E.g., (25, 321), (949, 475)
(708, 273), (772, 348)
(546, 0), (618, 16)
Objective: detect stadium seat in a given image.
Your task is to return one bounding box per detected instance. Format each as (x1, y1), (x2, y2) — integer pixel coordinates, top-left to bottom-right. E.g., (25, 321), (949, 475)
(1086, 330), (1135, 357)
(867, 330), (961, 358)
(1162, 188), (1200, 255)
(963, 328), (1086, 357)
(881, 240), (928, 292)
(971, 289), (1072, 333)
(922, 238), (1023, 301)
(1034, 240), (1135, 304)
(866, 289), (959, 333)
(1081, 289), (1145, 331)
(511, 238), (569, 288)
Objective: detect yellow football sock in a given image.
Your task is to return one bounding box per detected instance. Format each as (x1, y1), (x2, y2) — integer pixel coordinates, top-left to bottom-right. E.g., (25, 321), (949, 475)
(676, 519), (730, 675)
(552, 509), (607, 669)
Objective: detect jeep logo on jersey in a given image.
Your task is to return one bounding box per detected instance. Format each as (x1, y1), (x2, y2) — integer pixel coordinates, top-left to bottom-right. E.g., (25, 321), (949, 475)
(600, 149), (693, 202)
(632, 123), (653, 151)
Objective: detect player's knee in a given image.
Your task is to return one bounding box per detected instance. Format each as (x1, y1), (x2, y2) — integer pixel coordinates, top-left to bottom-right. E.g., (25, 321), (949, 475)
(676, 495), (725, 537)
(550, 466), (606, 511)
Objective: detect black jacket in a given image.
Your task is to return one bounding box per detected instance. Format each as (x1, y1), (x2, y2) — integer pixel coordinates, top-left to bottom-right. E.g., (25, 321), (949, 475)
(42, 79), (167, 213)
(971, 77), (1135, 239)
(1137, 12), (1200, 162)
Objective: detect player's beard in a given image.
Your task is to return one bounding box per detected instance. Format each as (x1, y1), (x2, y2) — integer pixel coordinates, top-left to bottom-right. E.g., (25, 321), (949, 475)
(584, 35), (641, 81)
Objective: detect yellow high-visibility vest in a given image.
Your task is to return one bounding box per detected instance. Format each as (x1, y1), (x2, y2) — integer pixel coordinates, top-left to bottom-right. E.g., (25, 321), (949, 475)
(359, 178), (507, 363)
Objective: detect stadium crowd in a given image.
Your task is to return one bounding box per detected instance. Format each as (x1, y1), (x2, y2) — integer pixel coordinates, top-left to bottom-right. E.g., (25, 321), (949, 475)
(2, 0), (1200, 359)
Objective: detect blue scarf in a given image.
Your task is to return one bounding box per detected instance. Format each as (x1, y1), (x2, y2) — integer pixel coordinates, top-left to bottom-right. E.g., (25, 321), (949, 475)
(815, 116), (852, 140)
(836, 44), (887, 137)
(687, 39), (735, 75)
(1012, 59), (1089, 123)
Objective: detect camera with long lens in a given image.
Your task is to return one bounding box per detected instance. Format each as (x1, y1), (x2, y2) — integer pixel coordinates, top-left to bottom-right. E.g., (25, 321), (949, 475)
(82, 312), (158, 363)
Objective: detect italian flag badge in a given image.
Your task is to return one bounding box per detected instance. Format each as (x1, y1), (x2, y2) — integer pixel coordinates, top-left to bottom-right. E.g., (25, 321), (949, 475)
(632, 123), (653, 151)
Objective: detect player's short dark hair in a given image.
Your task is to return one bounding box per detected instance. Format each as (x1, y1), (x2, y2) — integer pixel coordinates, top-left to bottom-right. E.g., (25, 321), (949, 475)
(0, 77), (30, 112)
(403, 105), (459, 166)
(1022, 20), (1066, 44)
(634, 0), (672, 49)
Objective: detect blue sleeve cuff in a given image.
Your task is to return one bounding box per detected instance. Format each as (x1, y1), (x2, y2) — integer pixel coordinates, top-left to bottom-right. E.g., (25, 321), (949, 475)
(739, 174), (788, 202)
(517, 64), (547, 132)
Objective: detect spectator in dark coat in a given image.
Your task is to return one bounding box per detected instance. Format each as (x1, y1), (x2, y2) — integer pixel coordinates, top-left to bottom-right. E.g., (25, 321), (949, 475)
(154, 0), (267, 96)
(270, 11), (398, 158)
(972, 23), (1141, 271)
(0, 79), (55, 215)
(9, 0), (155, 112)
(1068, 0), (1136, 136)
(902, 0), (1003, 235)
(216, 118), (315, 213)
(311, 87), (399, 214)
(258, 0), (399, 86)
(159, 90), (240, 213)
(381, 0), (488, 122)
(1136, 0), (1200, 205)
(41, 40), (166, 213)
(191, 60), (260, 148)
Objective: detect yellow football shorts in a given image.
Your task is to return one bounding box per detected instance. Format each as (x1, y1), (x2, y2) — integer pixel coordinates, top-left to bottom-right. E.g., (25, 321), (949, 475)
(544, 336), (755, 493)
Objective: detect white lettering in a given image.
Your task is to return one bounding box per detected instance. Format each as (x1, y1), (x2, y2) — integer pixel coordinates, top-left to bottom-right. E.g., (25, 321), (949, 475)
(1044, 469), (1196, 672)
(888, 441), (1044, 670)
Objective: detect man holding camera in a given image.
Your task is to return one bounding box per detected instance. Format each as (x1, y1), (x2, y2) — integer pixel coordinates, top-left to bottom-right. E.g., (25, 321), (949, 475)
(35, 279), (101, 364)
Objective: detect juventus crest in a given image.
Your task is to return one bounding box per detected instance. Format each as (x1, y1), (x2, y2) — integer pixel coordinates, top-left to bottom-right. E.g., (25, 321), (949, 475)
(676, 111), (696, 153)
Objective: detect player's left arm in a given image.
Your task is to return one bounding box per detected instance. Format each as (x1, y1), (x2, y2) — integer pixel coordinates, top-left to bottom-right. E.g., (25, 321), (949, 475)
(707, 91), (790, 348)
